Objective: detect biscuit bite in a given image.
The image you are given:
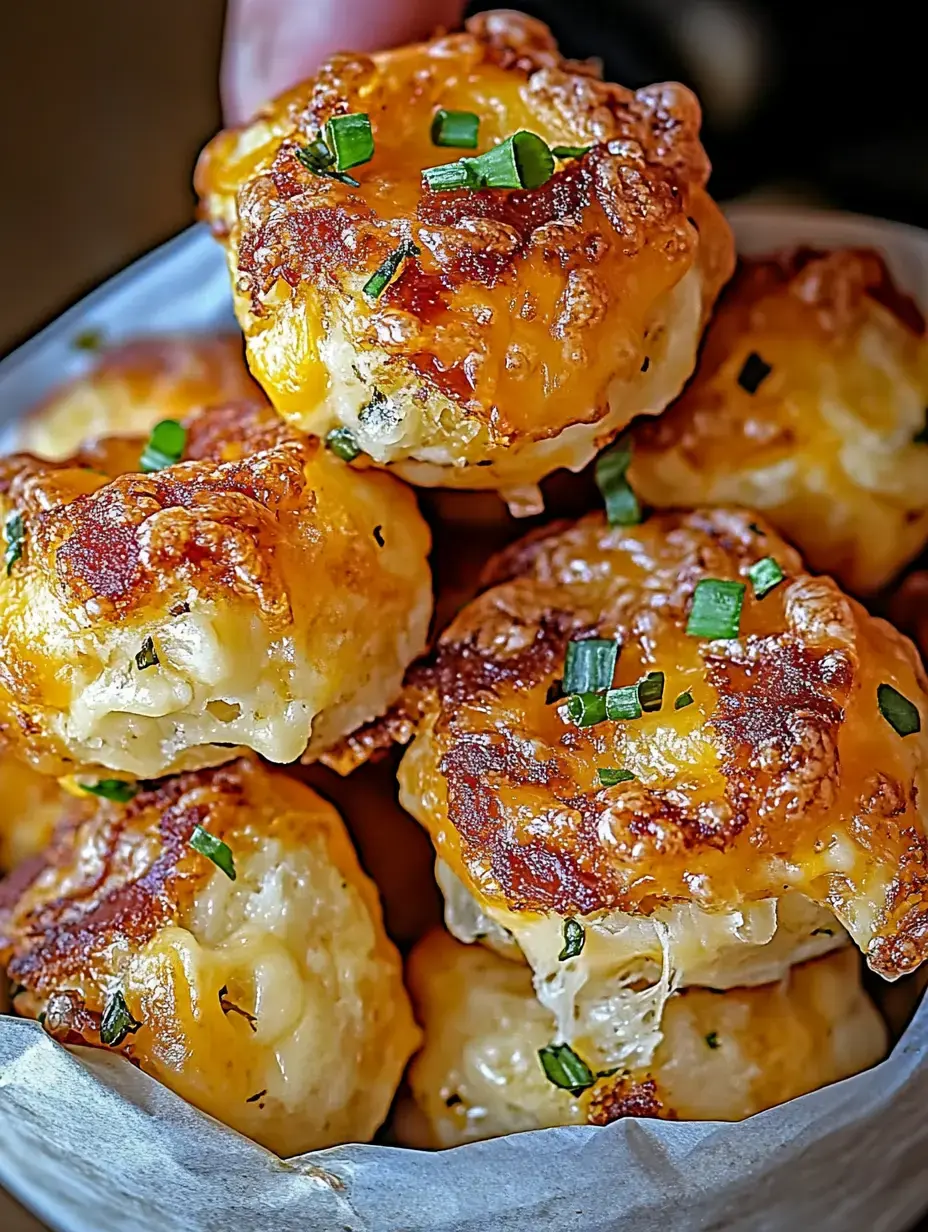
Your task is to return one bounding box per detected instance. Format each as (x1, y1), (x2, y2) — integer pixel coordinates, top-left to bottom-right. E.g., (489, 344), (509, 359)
(0, 756), (62, 872)
(399, 930), (887, 1147)
(0, 401), (431, 778)
(19, 334), (263, 460)
(0, 759), (420, 1156)
(630, 249), (928, 594)
(387, 509), (927, 1067)
(196, 10), (733, 509)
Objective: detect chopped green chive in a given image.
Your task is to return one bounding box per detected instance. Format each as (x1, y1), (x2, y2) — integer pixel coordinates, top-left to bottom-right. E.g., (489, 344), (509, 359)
(748, 522), (766, 535)
(551, 144), (591, 158)
(189, 825), (236, 880)
(431, 109), (479, 148)
(422, 130), (555, 192)
(686, 579), (746, 639)
(140, 419), (186, 473)
(705, 1031), (720, 1050)
(597, 768), (635, 786)
(325, 427), (361, 461)
(565, 691), (607, 727)
(296, 137), (360, 187)
(605, 685), (642, 721)
(100, 990), (142, 1047)
(737, 352), (772, 394)
(373, 524), (385, 547)
(877, 683), (921, 737)
(558, 918), (585, 961)
(81, 779), (141, 803)
(4, 511), (25, 576)
(563, 637), (619, 695)
(913, 412), (928, 444)
(594, 436), (642, 526)
(73, 327), (104, 352)
(748, 556), (784, 599)
(674, 690), (694, 710)
(538, 1042), (596, 1095)
(135, 636), (159, 671)
(325, 113), (374, 171)
(638, 671), (665, 713)
(363, 239), (421, 300)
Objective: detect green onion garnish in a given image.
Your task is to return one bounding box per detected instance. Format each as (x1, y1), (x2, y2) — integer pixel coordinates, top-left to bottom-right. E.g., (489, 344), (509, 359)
(686, 579), (746, 639)
(325, 427), (361, 461)
(363, 239), (421, 300)
(705, 1031), (720, 1050)
(538, 1042), (596, 1095)
(737, 352), (772, 394)
(594, 436), (641, 526)
(431, 109), (479, 148)
(558, 918), (585, 961)
(100, 990), (142, 1047)
(748, 556), (784, 599)
(296, 137), (360, 187)
(73, 328), (104, 352)
(674, 691), (694, 710)
(565, 692), (607, 727)
(4, 511), (25, 576)
(422, 130), (555, 192)
(81, 780), (141, 803)
(189, 825), (236, 880)
(877, 683), (921, 737)
(140, 419), (186, 473)
(135, 636), (159, 671)
(551, 145), (591, 158)
(605, 685), (642, 721)
(325, 113), (374, 171)
(563, 637), (619, 695)
(638, 671), (665, 713)
(597, 768), (635, 786)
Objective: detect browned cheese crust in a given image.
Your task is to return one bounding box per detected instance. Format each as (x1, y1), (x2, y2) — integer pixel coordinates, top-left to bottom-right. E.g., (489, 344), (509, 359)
(196, 10), (733, 495)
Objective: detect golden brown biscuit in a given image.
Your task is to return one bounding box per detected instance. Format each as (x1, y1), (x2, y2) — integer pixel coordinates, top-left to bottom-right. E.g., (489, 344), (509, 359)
(0, 759), (420, 1156)
(399, 930), (887, 1147)
(19, 335), (264, 460)
(196, 10), (733, 507)
(0, 401), (432, 778)
(630, 249), (928, 594)
(384, 509), (927, 1062)
(0, 757), (61, 872)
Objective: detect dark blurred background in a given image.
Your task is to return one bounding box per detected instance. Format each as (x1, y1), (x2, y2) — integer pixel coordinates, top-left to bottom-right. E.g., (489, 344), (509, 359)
(2, 0), (927, 354)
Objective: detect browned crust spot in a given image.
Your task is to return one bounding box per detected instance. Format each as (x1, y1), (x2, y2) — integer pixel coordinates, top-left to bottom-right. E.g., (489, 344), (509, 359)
(587, 1075), (670, 1126)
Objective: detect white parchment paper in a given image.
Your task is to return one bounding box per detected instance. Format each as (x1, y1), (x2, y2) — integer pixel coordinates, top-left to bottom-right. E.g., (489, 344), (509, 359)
(2, 207), (928, 1232)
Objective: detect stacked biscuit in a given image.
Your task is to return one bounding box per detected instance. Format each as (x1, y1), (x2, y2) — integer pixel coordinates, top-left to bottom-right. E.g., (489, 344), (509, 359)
(2, 11), (927, 1159)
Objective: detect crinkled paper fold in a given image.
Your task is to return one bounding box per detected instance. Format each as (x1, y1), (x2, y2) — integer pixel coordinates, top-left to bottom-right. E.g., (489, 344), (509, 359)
(2, 207), (928, 1232)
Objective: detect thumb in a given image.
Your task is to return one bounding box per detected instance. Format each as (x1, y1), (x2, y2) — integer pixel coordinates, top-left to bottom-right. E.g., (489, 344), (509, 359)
(222, 0), (467, 124)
